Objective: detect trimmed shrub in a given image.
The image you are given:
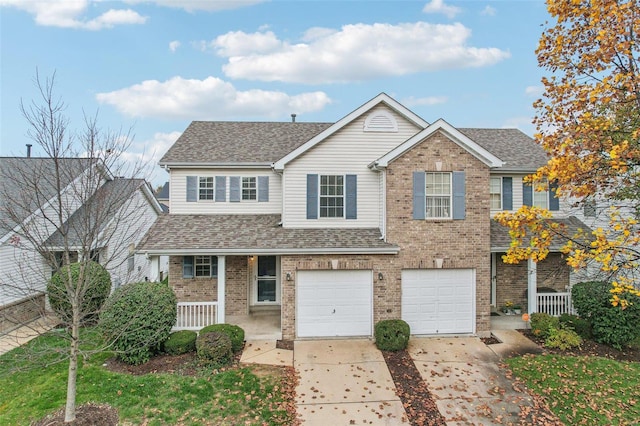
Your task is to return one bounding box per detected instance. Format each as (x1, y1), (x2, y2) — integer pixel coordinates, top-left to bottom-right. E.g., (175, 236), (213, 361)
(163, 330), (197, 355)
(48, 261), (111, 324)
(530, 312), (560, 339)
(559, 313), (592, 339)
(200, 324), (245, 353)
(100, 281), (177, 365)
(374, 319), (410, 351)
(571, 281), (640, 349)
(545, 327), (582, 350)
(196, 331), (233, 367)
(571, 281), (610, 319)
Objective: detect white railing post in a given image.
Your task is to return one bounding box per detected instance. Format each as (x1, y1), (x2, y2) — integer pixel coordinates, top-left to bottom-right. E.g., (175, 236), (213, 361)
(528, 258), (537, 314)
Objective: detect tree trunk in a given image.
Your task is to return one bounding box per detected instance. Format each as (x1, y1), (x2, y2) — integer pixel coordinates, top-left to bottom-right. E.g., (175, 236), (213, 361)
(64, 317), (79, 422)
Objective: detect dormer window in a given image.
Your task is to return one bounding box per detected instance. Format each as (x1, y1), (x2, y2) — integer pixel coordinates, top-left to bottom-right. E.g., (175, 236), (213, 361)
(364, 110), (398, 132)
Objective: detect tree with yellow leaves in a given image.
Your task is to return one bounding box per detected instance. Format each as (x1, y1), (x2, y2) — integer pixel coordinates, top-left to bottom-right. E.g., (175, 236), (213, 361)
(496, 0), (640, 304)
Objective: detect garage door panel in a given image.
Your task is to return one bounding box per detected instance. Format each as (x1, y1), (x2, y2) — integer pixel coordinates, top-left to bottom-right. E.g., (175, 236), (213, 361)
(402, 269), (475, 335)
(297, 270), (372, 338)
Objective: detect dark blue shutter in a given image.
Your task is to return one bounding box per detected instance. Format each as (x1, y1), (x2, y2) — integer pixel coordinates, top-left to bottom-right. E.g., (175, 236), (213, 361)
(215, 176), (226, 202)
(306, 174), (318, 219)
(412, 171), (426, 220)
(452, 171), (466, 220)
(523, 182), (533, 207)
(549, 181), (560, 211)
(186, 176), (197, 202)
(502, 177), (513, 210)
(183, 256), (194, 278)
(345, 174), (357, 219)
(230, 177), (240, 202)
(258, 176), (269, 202)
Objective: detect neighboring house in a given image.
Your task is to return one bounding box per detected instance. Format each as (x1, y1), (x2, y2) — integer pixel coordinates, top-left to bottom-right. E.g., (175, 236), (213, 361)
(156, 182), (170, 213)
(138, 93), (590, 340)
(0, 157), (163, 332)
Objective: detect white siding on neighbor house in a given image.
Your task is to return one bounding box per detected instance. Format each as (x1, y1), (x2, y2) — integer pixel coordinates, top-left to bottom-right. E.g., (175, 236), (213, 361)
(101, 187), (160, 289)
(0, 240), (49, 306)
(169, 168), (282, 215)
(283, 105), (422, 228)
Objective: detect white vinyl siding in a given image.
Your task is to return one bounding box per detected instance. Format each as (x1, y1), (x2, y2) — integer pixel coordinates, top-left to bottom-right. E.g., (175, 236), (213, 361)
(283, 105), (422, 228)
(490, 174), (523, 218)
(170, 168), (282, 214)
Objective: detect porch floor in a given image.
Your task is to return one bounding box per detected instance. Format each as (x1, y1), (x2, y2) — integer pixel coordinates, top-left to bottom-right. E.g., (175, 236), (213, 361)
(490, 314), (529, 331)
(226, 313), (282, 340)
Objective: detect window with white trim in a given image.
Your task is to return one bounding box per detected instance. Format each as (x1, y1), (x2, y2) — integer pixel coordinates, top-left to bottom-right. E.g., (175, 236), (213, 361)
(320, 175), (344, 218)
(426, 172), (451, 218)
(242, 177), (257, 200)
(533, 181), (549, 209)
(490, 177), (502, 210)
(199, 177), (214, 200)
(183, 256), (218, 278)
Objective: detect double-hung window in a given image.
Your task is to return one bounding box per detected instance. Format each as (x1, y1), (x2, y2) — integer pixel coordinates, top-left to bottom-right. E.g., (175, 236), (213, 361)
(320, 175), (344, 218)
(242, 177), (257, 200)
(490, 177), (502, 210)
(199, 177), (214, 200)
(183, 256), (218, 278)
(533, 181), (549, 209)
(425, 172), (451, 219)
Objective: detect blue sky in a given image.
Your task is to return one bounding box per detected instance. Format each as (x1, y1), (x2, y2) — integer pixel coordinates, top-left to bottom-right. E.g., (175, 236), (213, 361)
(1, 0), (550, 186)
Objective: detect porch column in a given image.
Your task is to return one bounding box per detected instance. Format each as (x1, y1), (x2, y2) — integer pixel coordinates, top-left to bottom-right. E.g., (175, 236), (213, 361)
(149, 256), (160, 282)
(527, 257), (537, 314)
(217, 255), (226, 323)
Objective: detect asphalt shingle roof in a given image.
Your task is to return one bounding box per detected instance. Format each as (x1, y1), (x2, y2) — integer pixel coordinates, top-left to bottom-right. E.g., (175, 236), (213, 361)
(45, 178), (147, 247)
(137, 214), (398, 254)
(459, 128), (548, 171)
(0, 157), (94, 237)
(491, 216), (592, 252)
(160, 121), (333, 165)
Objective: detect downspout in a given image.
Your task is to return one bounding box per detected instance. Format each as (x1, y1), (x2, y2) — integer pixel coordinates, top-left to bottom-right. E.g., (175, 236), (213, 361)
(370, 161), (386, 241)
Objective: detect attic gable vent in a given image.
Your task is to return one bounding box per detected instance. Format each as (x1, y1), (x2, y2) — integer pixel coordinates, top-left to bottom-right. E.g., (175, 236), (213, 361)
(364, 110), (398, 132)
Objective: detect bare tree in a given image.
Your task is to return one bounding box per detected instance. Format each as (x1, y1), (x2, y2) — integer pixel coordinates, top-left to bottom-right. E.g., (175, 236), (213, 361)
(0, 71), (160, 422)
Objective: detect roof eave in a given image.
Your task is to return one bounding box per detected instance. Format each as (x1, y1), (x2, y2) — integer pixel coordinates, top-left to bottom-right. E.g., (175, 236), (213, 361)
(139, 247), (400, 256)
(159, 162), (273, 169)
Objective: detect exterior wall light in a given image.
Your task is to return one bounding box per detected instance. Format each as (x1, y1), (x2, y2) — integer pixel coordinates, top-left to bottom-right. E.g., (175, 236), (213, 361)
(286, 272), (292, 281)
(378, 272), (384, 281)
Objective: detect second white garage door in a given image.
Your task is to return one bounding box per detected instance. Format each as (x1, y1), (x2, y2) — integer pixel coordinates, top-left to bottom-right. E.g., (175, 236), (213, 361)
(297, 270), (372, 338)
(402, 269), (475, 335)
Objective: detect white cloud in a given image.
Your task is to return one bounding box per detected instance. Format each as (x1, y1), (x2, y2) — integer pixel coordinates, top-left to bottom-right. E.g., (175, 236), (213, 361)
(120, 131), (181, 185)
(124, 0), (265, 12)
(213, 23), (510, 84)
(0, 0), (146, 30)
(402, 96), (448, 107)
(96, 76), (332, 120)
(422, 0), (461, 19)
(525, 85), (544, 97)
(169, 40), (181, 52)
(211, 30), (283, 56)
(480, 5), (496, 16)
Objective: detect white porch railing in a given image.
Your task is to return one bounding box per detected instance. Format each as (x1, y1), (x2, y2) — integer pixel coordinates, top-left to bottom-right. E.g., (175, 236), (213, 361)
(537, 292), (575, 317)
(173, 301), (218, 331)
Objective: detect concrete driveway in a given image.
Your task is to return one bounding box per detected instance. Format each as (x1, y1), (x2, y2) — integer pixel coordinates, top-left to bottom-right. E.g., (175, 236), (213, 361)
(408, 337), (534, 425)
(295, 339), (407, 425)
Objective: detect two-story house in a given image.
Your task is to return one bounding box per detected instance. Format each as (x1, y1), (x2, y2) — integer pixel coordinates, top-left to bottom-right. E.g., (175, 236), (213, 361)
(138, 93), (589, 340)
(0, 156), (164, 332)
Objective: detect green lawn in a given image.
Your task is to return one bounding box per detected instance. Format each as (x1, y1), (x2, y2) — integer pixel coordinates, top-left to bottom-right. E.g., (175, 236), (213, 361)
(0, 330), (294, 425)
(506, 354), (640, 425)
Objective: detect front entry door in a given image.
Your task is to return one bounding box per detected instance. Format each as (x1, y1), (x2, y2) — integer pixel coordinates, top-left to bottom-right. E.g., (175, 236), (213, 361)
(252, 256), (279, 305)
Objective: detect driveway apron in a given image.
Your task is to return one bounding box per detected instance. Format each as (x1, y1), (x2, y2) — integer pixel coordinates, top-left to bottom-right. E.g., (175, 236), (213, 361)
(295, 339), (407, 425)
(409, 337), (534, 425)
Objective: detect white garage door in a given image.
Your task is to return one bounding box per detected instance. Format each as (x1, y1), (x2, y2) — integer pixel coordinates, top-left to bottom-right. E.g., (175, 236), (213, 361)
(297, 270), (372, 338)
(402, 269), (475, 335)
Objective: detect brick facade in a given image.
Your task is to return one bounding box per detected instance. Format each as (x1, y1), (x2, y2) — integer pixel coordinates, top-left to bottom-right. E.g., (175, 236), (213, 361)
(0, 293), (45, 333)
(385, 131), (492, 336)
(495, 252), (571, 312)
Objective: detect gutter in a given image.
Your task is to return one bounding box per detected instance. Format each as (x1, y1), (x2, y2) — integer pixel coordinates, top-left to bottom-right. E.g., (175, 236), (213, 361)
(139, 246), (400, 256)
(159, 162), (273, 169)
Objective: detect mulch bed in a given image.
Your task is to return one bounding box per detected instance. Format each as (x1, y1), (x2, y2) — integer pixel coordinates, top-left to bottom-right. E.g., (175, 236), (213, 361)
(32, 403), (119, 426)
(518, 329), (640, 362)
(382, 349), (446, 426)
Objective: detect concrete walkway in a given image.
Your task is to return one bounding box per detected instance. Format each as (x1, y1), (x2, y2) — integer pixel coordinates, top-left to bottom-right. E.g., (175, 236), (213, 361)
(239, 340), (293, 366)
(0, 315), (59, 356)
(409, 337), (536, 425)
(294, 339), (407, 425)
